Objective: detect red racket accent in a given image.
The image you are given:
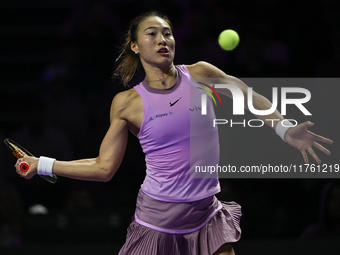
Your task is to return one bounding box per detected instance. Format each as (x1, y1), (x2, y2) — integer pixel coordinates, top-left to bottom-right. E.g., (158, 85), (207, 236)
(19, 161), (29, 172)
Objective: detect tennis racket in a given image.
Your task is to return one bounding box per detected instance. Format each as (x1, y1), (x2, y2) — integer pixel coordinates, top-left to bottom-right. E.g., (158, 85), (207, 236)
(4, 138), (58, 184)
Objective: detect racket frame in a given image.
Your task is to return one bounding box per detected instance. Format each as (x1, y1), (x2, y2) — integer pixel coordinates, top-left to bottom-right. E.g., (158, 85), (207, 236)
(4, 138), (58, 184)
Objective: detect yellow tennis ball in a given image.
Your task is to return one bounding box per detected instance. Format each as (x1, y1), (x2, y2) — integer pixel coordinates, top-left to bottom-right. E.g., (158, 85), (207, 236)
(218, 29), (240, 51)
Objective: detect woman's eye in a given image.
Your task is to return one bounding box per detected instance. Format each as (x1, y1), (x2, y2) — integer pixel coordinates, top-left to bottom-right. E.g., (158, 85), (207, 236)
(148, 32), (156, 36)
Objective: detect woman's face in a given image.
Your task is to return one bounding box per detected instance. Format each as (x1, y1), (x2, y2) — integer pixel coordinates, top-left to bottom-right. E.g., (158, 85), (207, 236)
(131, 16), (175, 69)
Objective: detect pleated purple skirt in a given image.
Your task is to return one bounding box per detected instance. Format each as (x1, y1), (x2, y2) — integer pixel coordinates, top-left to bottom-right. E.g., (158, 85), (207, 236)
(118, 200), (241, 255)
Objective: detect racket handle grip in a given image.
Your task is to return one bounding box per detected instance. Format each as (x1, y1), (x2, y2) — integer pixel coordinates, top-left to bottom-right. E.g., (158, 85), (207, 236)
(19, 161), (29, 172)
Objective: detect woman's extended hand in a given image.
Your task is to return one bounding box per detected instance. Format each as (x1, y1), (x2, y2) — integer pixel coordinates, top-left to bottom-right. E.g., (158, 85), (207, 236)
(285, 121), (333, 164)
(15, 156), (38, 179)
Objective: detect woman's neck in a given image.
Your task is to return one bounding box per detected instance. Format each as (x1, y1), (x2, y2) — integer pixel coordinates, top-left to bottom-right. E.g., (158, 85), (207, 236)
(145, 64), (177, 89)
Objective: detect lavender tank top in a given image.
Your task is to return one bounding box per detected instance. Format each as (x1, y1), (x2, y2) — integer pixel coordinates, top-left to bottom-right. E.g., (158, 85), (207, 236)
(134, 65), (220, 203)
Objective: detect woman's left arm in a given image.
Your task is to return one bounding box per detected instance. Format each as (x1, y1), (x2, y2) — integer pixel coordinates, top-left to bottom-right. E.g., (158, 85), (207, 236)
(188, 61), (333, 163)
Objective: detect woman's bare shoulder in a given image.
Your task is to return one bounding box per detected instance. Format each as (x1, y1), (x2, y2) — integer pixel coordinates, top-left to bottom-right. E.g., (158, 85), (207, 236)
(110, 88), (141, 118)
(186, 61), (229, 79)
(112, 88), (140, 106)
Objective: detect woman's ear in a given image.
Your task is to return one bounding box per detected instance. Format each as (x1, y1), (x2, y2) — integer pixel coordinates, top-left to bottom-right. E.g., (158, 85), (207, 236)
(131, 41), (139, 54)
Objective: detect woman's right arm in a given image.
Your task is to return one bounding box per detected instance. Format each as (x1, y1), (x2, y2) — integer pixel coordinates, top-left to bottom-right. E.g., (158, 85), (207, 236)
(16, 92), (130, 182)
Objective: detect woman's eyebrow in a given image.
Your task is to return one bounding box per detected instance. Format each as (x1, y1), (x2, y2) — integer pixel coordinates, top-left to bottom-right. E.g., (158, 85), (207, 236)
(144, 26), (171, 32)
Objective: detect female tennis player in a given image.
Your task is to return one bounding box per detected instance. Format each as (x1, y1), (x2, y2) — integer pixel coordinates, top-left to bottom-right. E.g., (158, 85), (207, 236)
(15, 11), (332, 255)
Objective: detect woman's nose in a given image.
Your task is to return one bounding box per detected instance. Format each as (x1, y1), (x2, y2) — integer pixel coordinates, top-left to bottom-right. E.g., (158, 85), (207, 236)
(158, 35), (166, 45)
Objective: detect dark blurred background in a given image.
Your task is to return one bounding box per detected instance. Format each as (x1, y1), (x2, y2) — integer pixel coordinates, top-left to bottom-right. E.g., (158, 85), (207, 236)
(0, 0), (340, 254)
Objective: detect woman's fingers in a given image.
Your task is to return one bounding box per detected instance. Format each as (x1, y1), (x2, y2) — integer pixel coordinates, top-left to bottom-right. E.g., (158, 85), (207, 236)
(301, 142), (331, 164)
(309, 131), (333, 144)
(307, 147), (321, 164)
(313, 141), (331, 155)
(301, 150), (309, 164)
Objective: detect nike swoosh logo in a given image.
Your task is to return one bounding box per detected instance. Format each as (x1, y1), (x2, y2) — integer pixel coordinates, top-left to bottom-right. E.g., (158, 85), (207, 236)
(169, 97), (181, 107)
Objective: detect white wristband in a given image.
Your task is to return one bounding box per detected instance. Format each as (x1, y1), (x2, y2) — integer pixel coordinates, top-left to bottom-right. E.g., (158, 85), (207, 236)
(276, 119), (295, 142)
(37, 156), (56, 176)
